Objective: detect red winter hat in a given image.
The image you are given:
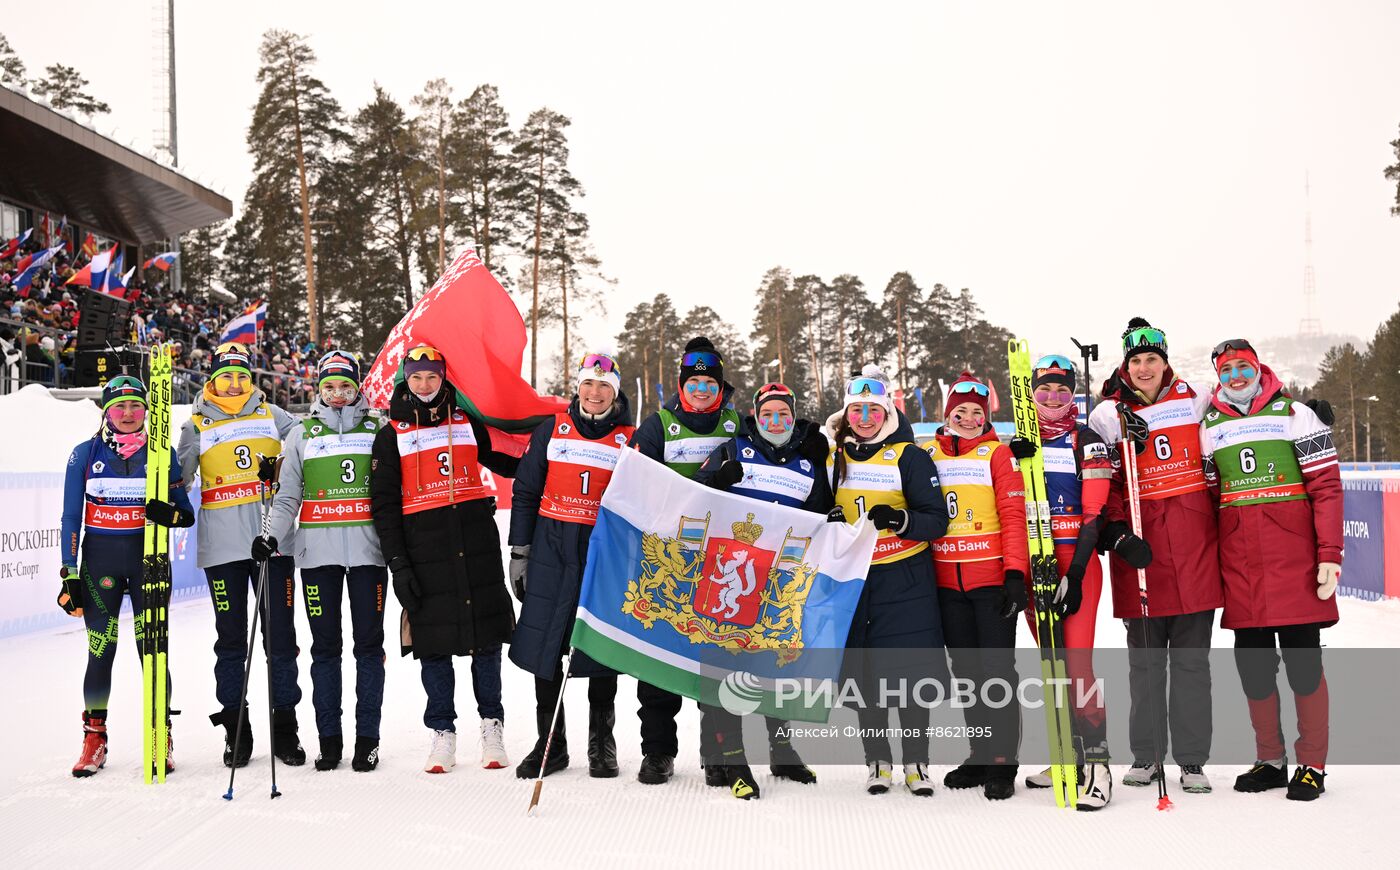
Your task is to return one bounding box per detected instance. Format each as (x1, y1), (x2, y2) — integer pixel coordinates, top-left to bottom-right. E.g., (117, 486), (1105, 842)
(944, 370), (990, 419)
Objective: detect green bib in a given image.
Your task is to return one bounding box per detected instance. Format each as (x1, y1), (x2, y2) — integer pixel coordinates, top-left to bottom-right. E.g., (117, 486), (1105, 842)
(299, 416), (381, 527)
(1204, 398), (1307, 507)
(656, 407), (741, 478)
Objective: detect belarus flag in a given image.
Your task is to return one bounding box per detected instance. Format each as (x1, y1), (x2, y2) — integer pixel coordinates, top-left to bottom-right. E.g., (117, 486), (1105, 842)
(571, 449), (876, 723)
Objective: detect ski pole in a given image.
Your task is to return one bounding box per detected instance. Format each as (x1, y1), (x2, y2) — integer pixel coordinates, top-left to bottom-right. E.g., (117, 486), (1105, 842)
(1071, 337), (1097, 418)
(256, 454), (284, 800)
(527, 648), (576, 817)
(222, 548), (268, 801)
(1118, 412), (1172, 812)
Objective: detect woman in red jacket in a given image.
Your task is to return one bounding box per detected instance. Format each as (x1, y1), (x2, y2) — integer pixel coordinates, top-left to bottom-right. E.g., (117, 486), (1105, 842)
(1200, 339), (1341, 801)
(1088, 318), (1221, 794)
(926, 371), (1030, 800)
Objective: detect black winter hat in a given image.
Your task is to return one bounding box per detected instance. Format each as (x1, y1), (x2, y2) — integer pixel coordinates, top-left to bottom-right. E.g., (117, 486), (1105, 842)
(679, 336), (724, 386)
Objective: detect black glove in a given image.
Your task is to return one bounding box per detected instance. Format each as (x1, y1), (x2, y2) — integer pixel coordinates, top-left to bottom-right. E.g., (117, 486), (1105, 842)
(1305, 398), (1335, 426)
(145, 498), (193, 528)
(799, 427), (831, 463)
(57, 566), (82, 616)
(1000, 569), (1029, 618)
(509, 545), (530, 602)
(867, 504), (907, 533)
(826, 506), (847, 524)
(390, 559), (423, 613)
(1116, 403), (1148, 455)
(1055, 562), (1085, 616)
(713, 459), (745, 488)
(250, 535), (278, 562)
(1102, 521), (1153, 569)
(1008, 437), (1038, 460)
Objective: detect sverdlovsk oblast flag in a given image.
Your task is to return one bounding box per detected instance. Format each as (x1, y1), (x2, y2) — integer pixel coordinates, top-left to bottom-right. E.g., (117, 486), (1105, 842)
(572, 448), (877, 723)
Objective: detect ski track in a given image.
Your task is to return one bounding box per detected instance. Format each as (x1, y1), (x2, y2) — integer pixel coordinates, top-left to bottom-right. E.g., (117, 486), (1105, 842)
(4, 542), (1395, 868)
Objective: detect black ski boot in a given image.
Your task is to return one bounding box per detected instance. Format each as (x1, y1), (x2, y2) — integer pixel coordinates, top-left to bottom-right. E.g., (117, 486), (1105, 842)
(637, 754), (674, 784)
(314, 735), (342, 771)
(351, 737), (380, 772)
(1235, 760), (1288, 793)
(587, 706), (619, 778)
(943, 761), (988, 789)
(516, 699), (568, 779)
(211, 706), (252, 769)
(271, 708), (306, 766)
(984, 766), (1016, 800)
(1286, 765), (1326, 801)
(769, 737), (817, 785)
(704, 765), (728, 787)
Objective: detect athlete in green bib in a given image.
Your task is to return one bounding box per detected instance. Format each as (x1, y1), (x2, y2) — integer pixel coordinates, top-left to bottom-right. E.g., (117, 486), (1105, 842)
(1200, 339), (1342, 802)
(261, 350), (388, 774)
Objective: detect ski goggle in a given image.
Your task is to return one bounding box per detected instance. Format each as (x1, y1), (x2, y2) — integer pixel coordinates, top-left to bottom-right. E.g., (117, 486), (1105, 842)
(580, 353), (619, 374)
(318, 348), (360, 367)
(950, 380), (990, 397)
(406, 346), (444, 362)
(753, 382), (795, 405)
(847, 377), (889, 398)
(1122, 326), (1167, 354)
(215, 341), (249, 356)
(1211, 338), (1256, 364)
(1032, 354), (1076, 376)
(681, 350), (723, 370)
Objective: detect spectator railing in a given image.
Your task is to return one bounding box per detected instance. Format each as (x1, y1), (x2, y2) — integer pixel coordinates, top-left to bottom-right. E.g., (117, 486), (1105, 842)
(0, 317), (65, 392)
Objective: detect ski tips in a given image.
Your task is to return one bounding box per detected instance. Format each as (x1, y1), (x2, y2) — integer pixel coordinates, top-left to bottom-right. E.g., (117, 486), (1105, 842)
(1157, 795), (1175, 812)
(527, 780), (543, 816)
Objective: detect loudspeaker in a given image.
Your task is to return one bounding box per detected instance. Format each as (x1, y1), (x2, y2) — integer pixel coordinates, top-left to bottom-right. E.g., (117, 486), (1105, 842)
(75, 289), (132, 351)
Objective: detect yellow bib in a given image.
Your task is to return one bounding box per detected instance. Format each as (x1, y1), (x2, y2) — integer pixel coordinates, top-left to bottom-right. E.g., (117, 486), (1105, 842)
(829, 441), (928, 564)
(925, 440), (1004, 563)
(194, 407), (282, 509)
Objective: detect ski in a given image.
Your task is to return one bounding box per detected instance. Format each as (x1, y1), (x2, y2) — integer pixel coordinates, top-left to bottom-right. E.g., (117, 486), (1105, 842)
(1007, 339), (1078, 809)
(142, 344), (173, 784)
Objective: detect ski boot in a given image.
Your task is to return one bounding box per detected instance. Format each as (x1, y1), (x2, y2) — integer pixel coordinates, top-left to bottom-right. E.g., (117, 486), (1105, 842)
(71, 712), (107, 778)
(271, 708), (306, 766)
(211, 706), (253, 769)
(1234, 760), (1288, 793)
(352, 737), (380, 772)
(314, 735), (342, 771)
(1287, 765), (1325, 801)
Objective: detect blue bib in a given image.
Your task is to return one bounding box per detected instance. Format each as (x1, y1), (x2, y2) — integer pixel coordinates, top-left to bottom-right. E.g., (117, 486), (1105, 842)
(729, 435), (816, 509)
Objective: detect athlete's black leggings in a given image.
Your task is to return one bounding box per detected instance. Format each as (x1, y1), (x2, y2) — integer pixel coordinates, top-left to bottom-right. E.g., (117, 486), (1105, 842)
(78, 534), (171, 715)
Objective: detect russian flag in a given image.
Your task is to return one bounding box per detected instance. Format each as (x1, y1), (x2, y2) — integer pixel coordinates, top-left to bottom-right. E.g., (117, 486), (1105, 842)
(143, 251), (178, 271)
(220, 302), (266, 345)
(2, 228), (32, 260)
(14, 244), (65, 294)
(66, 244), (119, 289)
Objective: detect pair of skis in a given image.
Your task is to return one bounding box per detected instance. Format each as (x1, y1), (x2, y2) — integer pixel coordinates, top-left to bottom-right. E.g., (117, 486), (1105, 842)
(1007, 339), (1078, 808)
(141, 345), (174, 784)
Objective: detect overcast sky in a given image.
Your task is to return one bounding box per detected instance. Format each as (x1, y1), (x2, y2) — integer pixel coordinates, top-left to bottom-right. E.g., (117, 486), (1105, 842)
(7, 0), (1399, 367)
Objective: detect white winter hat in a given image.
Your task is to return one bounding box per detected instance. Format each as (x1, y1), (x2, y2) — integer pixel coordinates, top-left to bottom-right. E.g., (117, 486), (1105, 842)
(843, 363), (895, 414)
(575, 350), (621, 397)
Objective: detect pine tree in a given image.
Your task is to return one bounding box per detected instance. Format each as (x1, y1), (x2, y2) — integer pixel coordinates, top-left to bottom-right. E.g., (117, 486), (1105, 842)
(509, 108), (586, 387)
(1385, 124), (1400, 217)
(412, 78), (454, 280)
(615, 294), (683, 418)
(0, 33), (26, 86)
(176, 220), (228, 297)
(681, 305), (750, 406)
(880, 271), (924, 396)
(1313, 343), (1368, 460)
(350, 85), (425, 312)
(452, 84), (518, 276)
(748, 266), (813, 396)
(31, 63), (109, 115)
(243, 30), (347, 342)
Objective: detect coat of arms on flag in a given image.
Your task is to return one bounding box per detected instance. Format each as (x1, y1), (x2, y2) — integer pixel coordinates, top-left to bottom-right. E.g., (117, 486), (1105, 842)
(573, 449), (877, 721)
(625, 512), (816, 655)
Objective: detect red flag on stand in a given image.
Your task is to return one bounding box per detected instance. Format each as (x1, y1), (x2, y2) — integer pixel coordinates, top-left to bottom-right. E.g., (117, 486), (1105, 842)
(362, 247), (567, 458)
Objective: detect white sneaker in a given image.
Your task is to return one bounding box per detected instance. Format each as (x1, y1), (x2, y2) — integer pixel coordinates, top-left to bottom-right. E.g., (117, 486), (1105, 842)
(1077, 763), (1112, 811)
(865, 762), (892, 795)
(904, 762), (934, 797)
(480, 718), (508, 770)
(424, 729), (456, 774)
(1025, 766), (1053, 788)
(1121, 761), (1160, 786)
(1179, 764), (1211, 793)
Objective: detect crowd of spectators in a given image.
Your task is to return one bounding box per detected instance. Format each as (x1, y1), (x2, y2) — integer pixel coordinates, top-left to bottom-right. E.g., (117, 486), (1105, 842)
(1, 234), (334, 408)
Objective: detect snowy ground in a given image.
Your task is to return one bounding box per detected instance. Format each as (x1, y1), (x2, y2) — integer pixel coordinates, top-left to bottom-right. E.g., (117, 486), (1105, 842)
(3, 527), (1396, 870)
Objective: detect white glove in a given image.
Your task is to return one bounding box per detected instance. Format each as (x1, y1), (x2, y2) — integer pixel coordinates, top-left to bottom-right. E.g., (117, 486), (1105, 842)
(1316, 562), (1340, 600)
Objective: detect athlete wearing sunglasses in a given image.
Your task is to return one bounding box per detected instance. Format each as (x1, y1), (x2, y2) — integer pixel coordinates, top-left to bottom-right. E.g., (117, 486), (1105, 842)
(628, 336), (740, 787)
(1200, 337), (1342, 801)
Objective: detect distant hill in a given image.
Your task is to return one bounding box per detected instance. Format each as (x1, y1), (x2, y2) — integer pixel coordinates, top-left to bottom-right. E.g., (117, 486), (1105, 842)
(1169, 333), (1362, 389)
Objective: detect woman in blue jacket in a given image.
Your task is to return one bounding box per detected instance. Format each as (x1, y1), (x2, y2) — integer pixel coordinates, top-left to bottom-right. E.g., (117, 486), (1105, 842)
(59, 375), (194, 777)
